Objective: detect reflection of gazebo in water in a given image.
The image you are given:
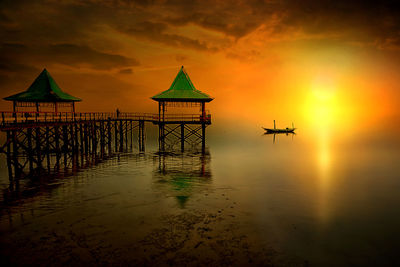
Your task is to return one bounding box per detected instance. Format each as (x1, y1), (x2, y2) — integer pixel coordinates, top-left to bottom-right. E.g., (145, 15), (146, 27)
(154, 153), (212, 208)
(4, 69), (81, 112)
(151, 66), (213, 152)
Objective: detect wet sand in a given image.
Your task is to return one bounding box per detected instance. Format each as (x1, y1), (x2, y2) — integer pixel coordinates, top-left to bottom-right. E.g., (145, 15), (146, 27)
(1, 206), (282, 266)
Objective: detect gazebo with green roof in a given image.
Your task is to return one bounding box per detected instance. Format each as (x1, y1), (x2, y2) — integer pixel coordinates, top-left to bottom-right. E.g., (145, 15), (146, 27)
(152, 66), (213, 122)
(4, 68), (81, 113)
(151, 66), (213, 152)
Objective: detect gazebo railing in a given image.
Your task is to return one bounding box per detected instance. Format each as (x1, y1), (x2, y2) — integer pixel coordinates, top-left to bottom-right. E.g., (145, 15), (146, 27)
(0, 111), (211, 127)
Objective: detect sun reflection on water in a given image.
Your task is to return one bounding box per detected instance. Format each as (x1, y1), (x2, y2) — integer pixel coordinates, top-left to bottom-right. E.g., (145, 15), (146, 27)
(317, 129), (332, 224)
(303, 74), (338, 224)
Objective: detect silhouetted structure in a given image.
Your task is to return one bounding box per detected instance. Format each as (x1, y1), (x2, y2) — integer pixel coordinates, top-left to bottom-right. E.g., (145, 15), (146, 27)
(0, 66), (214, 186)
(152, 66), (213, 152)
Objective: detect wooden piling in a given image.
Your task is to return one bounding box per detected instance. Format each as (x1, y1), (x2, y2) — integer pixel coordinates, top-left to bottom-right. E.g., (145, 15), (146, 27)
(74, 124), (79, 156)
(84, 123), (88, 154)
(141, 120), (145, 152)
(92, 122), (97, 156)
(130, 120), (133, 149)
(62, 125), (68, 169)
(114, 121), (118, 152)
(202, 123), (206, 153)
(6, 131), (13, 182)
(35, 127), (42, 171)
(181, 123), (184, 152)
(79, 124), (84, 166)
(107, 119), (112, 155)
(125, 121), (128, 151)
(119, 120), (123, 152)
(12, 130), (19, 179)
(100, 121), (105, 156)
(46, 126), (50, 173)
(27, 128), (33, 173)
(55, 126), (60, 171)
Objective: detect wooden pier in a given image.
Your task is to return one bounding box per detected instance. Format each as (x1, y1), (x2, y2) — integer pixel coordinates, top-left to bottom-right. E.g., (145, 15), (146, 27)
(0, 66), (213, 185)
(0, 111), (211, 183)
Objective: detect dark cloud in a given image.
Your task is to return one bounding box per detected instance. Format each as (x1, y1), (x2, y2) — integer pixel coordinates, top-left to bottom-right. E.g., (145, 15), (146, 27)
(1, 0), (400, 69)
(119, 68), (133, 74)
(121, 21), (218, 51)
(0, 43), (140, 71)
(0, 61), (39, 73)
(155, 0), (400, 48)
(226, 50), (261, 62)
(47, 44), (140, 69)
(82, 0), (400, 50)
(0, 1), (96, 43)
(161, 1), (268, 39)
(275, 0), (400, 48)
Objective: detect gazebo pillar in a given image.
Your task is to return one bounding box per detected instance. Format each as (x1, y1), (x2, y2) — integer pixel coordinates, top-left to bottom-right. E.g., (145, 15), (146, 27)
(158, 101), (166, 151)
(162, 102), (165, 121)
(202, 122), (206, 152)
(158, 102), (161, 122)
(201, 102), (205, 121)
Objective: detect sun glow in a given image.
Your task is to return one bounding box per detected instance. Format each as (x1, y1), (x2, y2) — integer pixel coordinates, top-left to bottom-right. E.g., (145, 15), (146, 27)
(303, 74), (338, 129)
(301, 72), (359, 136)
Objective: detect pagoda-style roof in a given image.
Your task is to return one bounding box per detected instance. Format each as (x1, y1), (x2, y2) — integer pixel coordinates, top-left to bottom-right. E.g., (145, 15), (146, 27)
(152, 66), (213, 102)
(4, 69), (81, 102)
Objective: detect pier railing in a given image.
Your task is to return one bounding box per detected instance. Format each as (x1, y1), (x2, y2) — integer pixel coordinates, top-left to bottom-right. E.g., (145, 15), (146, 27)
(0, 111), (211, 127)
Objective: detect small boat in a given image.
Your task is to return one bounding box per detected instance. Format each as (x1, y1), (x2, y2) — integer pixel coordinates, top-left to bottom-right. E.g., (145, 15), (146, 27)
(263, 120), (296, 133)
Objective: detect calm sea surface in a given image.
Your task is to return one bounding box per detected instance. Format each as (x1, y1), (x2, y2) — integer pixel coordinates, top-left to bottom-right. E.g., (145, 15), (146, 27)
(1, 122), (400, 266)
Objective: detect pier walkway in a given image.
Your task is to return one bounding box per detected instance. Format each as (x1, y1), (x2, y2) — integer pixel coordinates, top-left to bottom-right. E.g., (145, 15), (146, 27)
(0, 111), (211, 130)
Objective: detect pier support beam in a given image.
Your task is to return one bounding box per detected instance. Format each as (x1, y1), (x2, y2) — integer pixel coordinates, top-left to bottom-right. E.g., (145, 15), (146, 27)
(138, 120), (145, 152)
(100, 121), (105, 156)
(107, 120), (112, 155)
(35, 127), (42, 172)
(55, 126), (60, 171)
(119, 120), (123, 152)
(12, 130), (20, 179)
(27, 128), (33, 173)
(181, 124), (184, 152)
(130, 120), (133, 150)
(46, 126), (50, 172)
(114, 121), (118, 152)
(202, 123), (206, 153)
(6, 131), (13, 183)
(158, 123), (208, 152)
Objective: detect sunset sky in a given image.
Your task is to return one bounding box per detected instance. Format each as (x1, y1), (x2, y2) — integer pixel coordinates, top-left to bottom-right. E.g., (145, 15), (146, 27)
(1, 0), (400, 133)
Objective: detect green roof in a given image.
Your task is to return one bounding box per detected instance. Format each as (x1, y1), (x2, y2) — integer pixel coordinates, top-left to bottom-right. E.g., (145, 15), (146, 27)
(152, 66), (213, 102)
(4, 68), (81, 102)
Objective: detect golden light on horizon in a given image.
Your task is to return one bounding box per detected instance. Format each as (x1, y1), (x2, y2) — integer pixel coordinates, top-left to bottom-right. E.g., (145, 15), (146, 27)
(301, 72), (358, 137)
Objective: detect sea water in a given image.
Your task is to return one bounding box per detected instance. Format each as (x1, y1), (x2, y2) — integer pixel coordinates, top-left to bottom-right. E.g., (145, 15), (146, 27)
(1, 122), (400, 266)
